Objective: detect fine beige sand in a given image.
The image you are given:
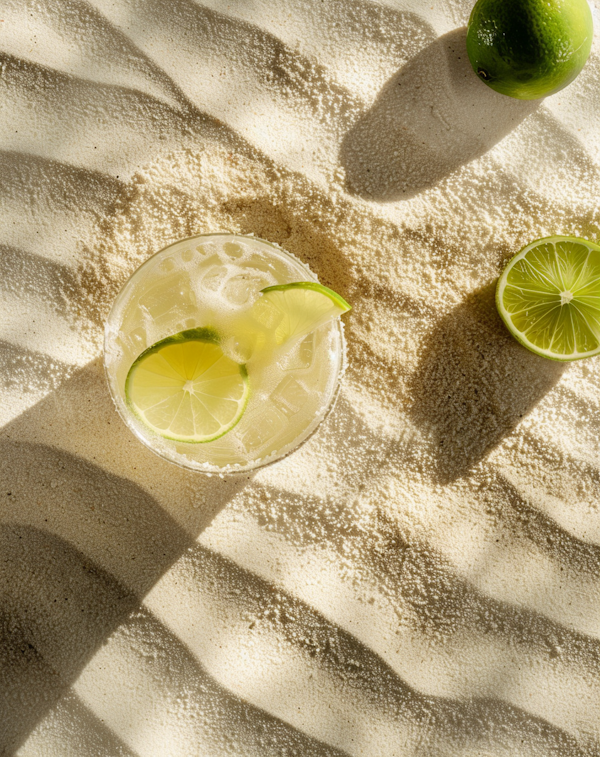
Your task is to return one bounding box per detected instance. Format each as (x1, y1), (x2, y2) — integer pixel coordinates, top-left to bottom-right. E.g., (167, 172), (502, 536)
(2, 0), (600, 755)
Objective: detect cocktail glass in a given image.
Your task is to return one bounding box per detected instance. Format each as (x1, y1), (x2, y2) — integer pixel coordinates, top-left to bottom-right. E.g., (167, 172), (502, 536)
(104, 233), (346, 473)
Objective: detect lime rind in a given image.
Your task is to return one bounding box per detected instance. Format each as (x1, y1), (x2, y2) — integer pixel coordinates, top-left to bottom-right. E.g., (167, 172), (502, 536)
(496, 235), (600, 361)
(260, 281), (352, 312)
(125, 328), (249, 443)
(253, 281), (351, 348)
(127, 327), (220, 363)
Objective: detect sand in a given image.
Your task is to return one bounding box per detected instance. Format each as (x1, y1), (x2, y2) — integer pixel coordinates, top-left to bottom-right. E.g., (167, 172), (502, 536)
(1, 0), (600, 754)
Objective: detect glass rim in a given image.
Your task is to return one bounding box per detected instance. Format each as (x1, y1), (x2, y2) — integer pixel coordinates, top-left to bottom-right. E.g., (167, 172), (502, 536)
(104, 232), (347, 476)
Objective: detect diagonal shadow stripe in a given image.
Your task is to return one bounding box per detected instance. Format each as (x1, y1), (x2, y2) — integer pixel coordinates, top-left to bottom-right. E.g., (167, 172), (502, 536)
(10, 0), (196, 111)
(77, 603), (352, 757)
(0, 245), (78, 309)
(251, 478), (600, 670)
(158, 541), (588, 756)
(223, 482), (600, 752)
(106, 0), (364, 127)
(0, 524), (350, 757)
(197, 0), (437, 85)
(0, 149), (124, 214)
(487, 469), (600, 576)
(518, 424), (600, 491)
(0, 52), (252, 171)
(0, 340), (76, 395)
(19, 690), (140, 757)
(0, 524), (139, 754)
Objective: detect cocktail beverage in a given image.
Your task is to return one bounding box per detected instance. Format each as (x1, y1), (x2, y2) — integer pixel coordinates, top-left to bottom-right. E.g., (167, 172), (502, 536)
(104, 233), (349, 473)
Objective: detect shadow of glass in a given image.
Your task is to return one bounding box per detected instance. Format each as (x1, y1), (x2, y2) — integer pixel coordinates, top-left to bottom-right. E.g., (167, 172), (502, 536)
(339, 27), (538, 201)
(21, 690), (139, 757)
(0, 523), (139, 754)
(0, 520), (351, 757)
(408, 282), (565, 483)
(0, 357), (254, 751)
(0, 339), (75, 396)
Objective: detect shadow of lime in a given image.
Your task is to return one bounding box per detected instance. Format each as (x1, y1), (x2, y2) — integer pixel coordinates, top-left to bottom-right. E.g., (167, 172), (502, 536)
(408, 283), (565, 483)
(340, 27), (538, 201)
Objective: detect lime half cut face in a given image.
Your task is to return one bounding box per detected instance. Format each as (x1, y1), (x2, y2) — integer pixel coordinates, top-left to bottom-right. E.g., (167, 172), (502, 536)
(496, 236), (600, 361)
(252, 282), (351, 347)
(125, 328), (249, 442)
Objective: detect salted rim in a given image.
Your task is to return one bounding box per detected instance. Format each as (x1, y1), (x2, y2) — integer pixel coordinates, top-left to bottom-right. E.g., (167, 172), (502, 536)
(104, 232), (348, 476)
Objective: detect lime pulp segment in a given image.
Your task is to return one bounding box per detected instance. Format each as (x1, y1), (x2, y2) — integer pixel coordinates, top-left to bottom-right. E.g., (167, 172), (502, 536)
(496, 236), (600, 361)
(252, 282), (351, 347)
(125, 328), (249, 442)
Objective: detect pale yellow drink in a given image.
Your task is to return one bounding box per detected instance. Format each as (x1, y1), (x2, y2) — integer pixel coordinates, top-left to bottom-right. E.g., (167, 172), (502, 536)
(104, 234), (345, 473)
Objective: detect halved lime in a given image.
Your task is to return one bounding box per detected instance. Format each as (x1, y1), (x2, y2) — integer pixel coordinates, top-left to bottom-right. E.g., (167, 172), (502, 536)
(251, 282), (351, 347)
(125, 328), (249, 442)
(496, 236), (600, 361)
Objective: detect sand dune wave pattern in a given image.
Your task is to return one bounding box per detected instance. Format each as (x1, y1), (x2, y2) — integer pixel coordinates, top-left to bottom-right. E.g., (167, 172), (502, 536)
(2, 0), (600, 755)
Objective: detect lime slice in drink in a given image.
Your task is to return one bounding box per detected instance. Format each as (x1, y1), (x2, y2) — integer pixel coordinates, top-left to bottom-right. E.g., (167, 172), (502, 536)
(125, 328), (249, 442)
(496, 236), (600, 361)
(251, 282), (351, 347)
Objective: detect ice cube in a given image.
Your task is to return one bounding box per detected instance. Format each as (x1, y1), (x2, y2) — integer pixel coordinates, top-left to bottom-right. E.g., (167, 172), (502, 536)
(252, 296), (284, 330)
(239, 257), (272, 274)
(138, 271), (197, 327)
(200, 255), (229, 292)
(159, 257), (175, 273)
(122, 326), (147, 354)
(241, 406), (287, 452)
(202, 266), (227, 292)
(278, 333), (314, 371)
(223, 273), (270, 306)
(271, 376), (309, 417)
(224, 241), (244, 259)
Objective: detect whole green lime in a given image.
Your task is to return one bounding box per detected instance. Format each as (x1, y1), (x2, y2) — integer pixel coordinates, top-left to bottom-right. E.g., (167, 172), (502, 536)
(466, 0), (593, 100)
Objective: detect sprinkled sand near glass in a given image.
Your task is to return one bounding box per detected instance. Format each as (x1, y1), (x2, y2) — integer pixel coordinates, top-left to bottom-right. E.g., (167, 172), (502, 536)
(2, 1), (600, 755)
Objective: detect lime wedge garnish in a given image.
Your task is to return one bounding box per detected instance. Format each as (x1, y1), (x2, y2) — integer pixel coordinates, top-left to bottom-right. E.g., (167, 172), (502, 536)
(251, 282), (351, 347)
(496, 236), (600, 361)
(125, 328), (249, 442)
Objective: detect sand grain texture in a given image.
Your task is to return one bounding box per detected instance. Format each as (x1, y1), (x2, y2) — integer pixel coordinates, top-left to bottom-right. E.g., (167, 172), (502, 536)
(2, 0), (600, 755)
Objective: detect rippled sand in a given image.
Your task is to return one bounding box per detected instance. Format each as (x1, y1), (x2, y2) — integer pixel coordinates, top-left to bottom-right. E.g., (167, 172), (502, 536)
(2, 0), (600, 755)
